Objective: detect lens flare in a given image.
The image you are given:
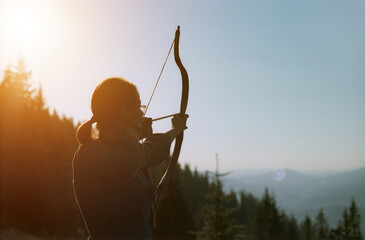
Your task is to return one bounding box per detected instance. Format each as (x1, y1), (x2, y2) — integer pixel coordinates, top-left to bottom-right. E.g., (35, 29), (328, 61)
(271, 167), (286, 182)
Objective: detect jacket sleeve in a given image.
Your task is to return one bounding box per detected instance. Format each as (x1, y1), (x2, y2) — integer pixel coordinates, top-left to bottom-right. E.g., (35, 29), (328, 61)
(142, 133), (171, 167)
(109, 133), (171, 169)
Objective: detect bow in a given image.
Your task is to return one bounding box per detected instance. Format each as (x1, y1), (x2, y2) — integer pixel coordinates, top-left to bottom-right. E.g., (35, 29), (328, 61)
(144, 26), (189, 196)
(156, 26), (189, 194)
(146, 26), (189, 238)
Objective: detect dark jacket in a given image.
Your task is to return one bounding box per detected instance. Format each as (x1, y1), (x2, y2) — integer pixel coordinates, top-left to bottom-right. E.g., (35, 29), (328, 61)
(73, 134), (170, 240)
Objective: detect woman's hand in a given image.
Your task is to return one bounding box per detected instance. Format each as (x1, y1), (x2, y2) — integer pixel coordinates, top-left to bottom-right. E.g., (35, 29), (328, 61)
(165, 114), (189, 142)
(125, 117), (143, 140)
(125, 117), (153, 140)
(172, 114), (188, 131)
(140, 117), (153, 138)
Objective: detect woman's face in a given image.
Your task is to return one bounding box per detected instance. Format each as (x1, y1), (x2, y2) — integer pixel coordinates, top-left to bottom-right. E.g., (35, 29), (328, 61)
(123, 94), (144, 123)
(131, 100), (144, 120)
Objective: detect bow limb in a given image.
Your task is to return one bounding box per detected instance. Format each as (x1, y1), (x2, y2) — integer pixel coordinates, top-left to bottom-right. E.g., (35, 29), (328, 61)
(157, 26), (189, 193)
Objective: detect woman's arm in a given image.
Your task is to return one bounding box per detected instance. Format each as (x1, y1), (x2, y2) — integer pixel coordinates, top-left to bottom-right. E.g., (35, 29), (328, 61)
(140, 114), (189, 167)
(113, 113), (188, 168)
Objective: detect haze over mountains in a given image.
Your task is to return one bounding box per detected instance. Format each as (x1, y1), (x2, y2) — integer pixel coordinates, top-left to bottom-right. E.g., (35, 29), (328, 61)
(221, 168), (365, 233)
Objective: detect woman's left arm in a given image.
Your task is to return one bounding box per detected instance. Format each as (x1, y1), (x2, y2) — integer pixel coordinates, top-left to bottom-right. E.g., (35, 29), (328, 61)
(126, 114), (187, 167)
(124, 126), (170, 167)
(142, 134), (171, 167)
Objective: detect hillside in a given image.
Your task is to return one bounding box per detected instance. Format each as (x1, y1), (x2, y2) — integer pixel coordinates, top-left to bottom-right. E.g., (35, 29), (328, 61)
(222, 168), (365, 233)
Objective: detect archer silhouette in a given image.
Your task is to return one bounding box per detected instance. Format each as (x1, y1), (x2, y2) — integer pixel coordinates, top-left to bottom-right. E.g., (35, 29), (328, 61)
(72, 78), (188, 240)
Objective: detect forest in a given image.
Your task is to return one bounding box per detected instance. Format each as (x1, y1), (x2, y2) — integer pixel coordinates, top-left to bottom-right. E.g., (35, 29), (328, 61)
(0, 60), (363, 240)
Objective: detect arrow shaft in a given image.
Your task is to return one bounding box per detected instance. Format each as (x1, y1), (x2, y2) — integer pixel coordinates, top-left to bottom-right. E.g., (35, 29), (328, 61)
(152, 113), (179, 122)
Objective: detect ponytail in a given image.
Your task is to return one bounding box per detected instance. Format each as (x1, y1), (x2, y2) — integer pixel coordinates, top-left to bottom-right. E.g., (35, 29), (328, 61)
(76, 116), (96, 144)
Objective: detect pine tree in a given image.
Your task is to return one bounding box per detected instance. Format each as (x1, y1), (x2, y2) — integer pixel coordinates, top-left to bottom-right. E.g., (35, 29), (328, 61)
(0, 60), (82, 237)
(331, 199), (364, 240)
(314, 209), (329, 240)
(236, 191), (258, 226)
(343, 209), (352, 238)
(196, 179), (240, 240)
(0, 58), (33, 105)
(154, 165), (195, 240)
(287, 214), (300, 240)
(226, 190), (239, 210)
(348, 199), (363, 240)
(300, 215), (315, 240)
(329, 210), (348, 240)
(329, 227), (343, 240)
(33, 86), (47, 111)
(195, 154), (240, 240)
(180, 164), (210, 227)
(251, 188), (282, 240)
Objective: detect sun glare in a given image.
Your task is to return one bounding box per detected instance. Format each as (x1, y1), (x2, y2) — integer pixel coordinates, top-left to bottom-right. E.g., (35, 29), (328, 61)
(0, 0), (59, 56)
(7, 8), (41, 45)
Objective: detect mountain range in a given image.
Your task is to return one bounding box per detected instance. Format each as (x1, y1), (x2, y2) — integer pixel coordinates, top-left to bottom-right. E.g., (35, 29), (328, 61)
(221, 167), (365, 233)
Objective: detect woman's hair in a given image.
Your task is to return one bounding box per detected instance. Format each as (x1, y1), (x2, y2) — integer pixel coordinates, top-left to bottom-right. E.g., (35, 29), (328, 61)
(76, 78), (139, 144)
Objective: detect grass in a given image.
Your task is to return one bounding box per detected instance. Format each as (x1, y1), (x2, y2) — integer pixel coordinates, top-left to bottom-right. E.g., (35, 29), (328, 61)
(0, 228), (84, 240)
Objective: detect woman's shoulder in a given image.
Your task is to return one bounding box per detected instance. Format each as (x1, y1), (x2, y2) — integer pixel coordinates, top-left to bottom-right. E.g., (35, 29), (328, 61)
(74, 140), (109, 171)
(79, 139), (101, 149)
(76, 140), (105, 158)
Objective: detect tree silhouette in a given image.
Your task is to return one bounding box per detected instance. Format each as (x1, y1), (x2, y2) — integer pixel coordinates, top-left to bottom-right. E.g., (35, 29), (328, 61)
(195, 154), (240, 240)
(0, 60), (82, 237)
(348, 199), (363, 240)
(154, 164), (195, 240)
(287, 214), (300, 240)
(300, 215), (315, 240)
(314, 208), (329, 240)
(330, 199), (363, 240)
(180, 165), (211, 230)
(251, 188), (283, 240)
(234, 190), (259, 235)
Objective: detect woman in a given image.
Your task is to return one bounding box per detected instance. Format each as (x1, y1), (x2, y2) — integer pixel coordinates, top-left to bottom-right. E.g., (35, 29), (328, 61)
(73, 78), (188, 240)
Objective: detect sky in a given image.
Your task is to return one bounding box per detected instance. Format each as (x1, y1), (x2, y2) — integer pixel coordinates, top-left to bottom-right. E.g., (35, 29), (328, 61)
(0, 0), (364, 172)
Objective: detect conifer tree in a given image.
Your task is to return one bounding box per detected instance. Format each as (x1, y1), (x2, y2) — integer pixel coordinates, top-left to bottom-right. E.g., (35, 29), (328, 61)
(180, 164), (210, 225)
(330, 211), (348, 240)
(154, 165), (195, 240)
(195, 154), (240, 240)
(251, 188), (282, 240)
(348, 199), (363, 240)
(226, 190), (239, 212)
(236, 191), (258, 226)
(196, 179), (239, 240)
(287, 214), (300, 240)
(314, 209), (329, 240)
(343, 209), (352, 238)
(0, 60), (82, 237)
(330, 199), (364, 240)
(0, 58), (33, 105)
(33, 86), (47, 111)
(301, 215), (315, 240)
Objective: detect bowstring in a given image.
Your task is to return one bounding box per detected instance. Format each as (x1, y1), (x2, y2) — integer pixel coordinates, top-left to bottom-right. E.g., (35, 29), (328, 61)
(144, 38), (175, 115)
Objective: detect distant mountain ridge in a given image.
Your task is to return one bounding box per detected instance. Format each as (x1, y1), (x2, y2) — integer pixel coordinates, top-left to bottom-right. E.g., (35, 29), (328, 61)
(221, 167), (365, 234)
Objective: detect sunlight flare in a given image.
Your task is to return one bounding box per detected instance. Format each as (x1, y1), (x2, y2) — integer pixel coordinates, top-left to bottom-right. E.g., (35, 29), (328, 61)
(0, 0), (60, 56)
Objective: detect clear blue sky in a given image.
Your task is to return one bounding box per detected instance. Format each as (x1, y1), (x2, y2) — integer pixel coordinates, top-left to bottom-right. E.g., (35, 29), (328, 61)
(1, 0), (364, 171)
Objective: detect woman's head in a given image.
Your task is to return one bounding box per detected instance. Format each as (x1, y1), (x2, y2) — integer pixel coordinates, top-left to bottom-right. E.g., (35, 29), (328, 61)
(77, 77), (141, 144)
(91, 78), (140, 124)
